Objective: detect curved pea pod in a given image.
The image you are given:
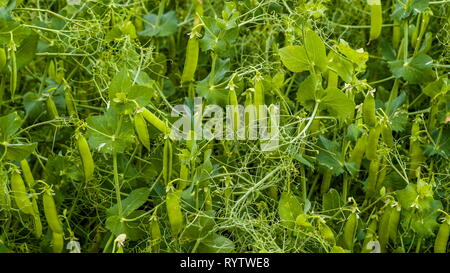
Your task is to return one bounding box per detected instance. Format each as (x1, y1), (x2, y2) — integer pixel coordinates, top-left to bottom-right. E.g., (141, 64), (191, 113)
(150, 217), (161, 252)
(20, 160), (35, 187)
(343, 213), (358, 252)
(320, 169), (333, 195)
(254, 74), (265, 120)
(375, 157), (387, 192)
(319, 222), (335, 245)
(361, 218), (378, 253)
(134, 112), (150, 151)
(378, 206), (392, 252)
(381, 122), (394, 148)
(65, 88), (78, 117)
(11, 172), (34, 215)
(0, 48), (6, 71)
(388, 204), (401, 243)
(141, 108), (171, 135)
(434, 220), (449, 253)
(163, 138), (173, 185)
(77, 133), (94, 182)
(349, 134), (367, 170)
(181, 35), (199, 84)
(409, 119), (423, 178)
(368, 0), (382, 41)
(166, 190), (184, 236)
(46, 95), (59, 120)
(365, 156), (380, 200)
(43, 190), (64, 234)
(365, 126), (380, 161)
(51, 232), (64, 253)
(362, 92), (376, 128)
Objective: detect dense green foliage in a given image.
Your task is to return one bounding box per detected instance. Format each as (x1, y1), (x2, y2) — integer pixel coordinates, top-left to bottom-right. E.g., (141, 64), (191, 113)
(0, 0), (449, 253)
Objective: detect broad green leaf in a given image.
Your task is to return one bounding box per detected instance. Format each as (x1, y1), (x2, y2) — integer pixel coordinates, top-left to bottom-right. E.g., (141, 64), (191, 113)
(0, 112), (22, 141)
(422, 77), (448, 98)
(296, 74), (322, 110)
(316, 136), (345, 176)
(139, 11), (178, 37)
(105, 210), (146, 241)
(107, 188), (151, 217)
(278, 192), (303, 229)
(3, 143), (37, 162)
(320, 87), (355, 119)
(109, 69), (133, 99)
(337, 39), (368, 72)
(199, 16), (239, 55)
(397, 184), (418, 210)
(44, 155), (83, 185)
(327, 51), (353, 83)
(411, 200), (442, 237)
(86, 108), (134, 154)
(391, 0), (429, 20)
(198, 233), (235, 253)
(196, 58), (230, 105)
(388, 54), (433, 84)
(279, 45), (310, 73)
(23, 92), (44, 121)
(304, 29), (328, 72)
(424, 127), (450, 158)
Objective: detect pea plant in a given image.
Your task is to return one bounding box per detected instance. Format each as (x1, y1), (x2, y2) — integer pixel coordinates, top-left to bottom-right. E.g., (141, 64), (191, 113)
(0, 0), (449, 253)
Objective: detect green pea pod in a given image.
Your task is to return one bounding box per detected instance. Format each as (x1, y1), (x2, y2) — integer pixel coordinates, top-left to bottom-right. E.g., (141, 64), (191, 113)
(77, 133), (94, 182)
(65, 88), (78, 117)
(141, 108), (171, 135)
(0, 48), (6, 71)
(181, 35), (199, 84)
(254, 74), (265, 120)
(228, 89), (240, 137)
(150, 217), (161, 252)
(365, 156), (380, 200)
(9, 44), (17, 99)
(43, 190), (64, 234)
(52, 232), (64, 253)
(368, 0), (382, 41)
(0, 167), (11, 211)
(320, 169), (333, 195)
(134, 112), (151, 151)
(319, 222), (335, 245)
(46, 95), (59, 120)
(409, 119), (423, 178)
(392, 20), (401, 49)
(349, 134), (367, 170)
(362, 218), (378, 253)
(388, 204), (401, 243)
(166, 190), (184, 236)
(343, 213), (358, 252)
(11, 172), (34, 215)
(434, 220), (449, 253)
(362, 92), (376, 128)
(163, 138), (173, 185)
(20, 160), (35, 188)
(381, 122), (394, 148)
(365, 126), (380, 161)
(378, 206), (392, 252)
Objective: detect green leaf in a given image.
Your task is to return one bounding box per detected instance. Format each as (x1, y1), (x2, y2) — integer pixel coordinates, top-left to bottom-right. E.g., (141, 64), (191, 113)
(199, 16), (239, 55)
(422, 77), (448, 98)
(105, 210), (146, 241)
(107, 188), (150, 217)
(391, 0), (429, 20)
(43, 155), (82, 184)
(198, 233), (235, 253)
(424, 127), (450, 159)
(397, 184), (418, 210)
(196, 58), (230, 105)
(388, 54), (433, 84)
(109, 69), (133, 99)
(327, 51), (353, 83)
(3, 143), (37, 162)
(296, 74), (322, 110)
(23, 92), (44, 122)
(337, 39), (368, 72)
(411, 200), (442, 237)
(0, 112), (22, 141)
(16, 34), (38, 69)
(279, 45), (310, 73)
(304, 29), (328, 72)
(320, 87), (355, 119)
(316, 136), (345, 176)
(278, 192), (303, 229)
(86, 108), (134, 154)
(138, 11), (178, 37)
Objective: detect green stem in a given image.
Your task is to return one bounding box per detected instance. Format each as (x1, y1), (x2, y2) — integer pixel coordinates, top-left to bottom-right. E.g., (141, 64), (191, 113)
(113, 152), (123, 216)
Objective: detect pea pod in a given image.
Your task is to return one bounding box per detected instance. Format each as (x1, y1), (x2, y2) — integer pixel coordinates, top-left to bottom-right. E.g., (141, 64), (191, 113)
(343, 213), (358, 251)
(20, 160), (42, 238)
(163, 138), (173, 185)
(65, 88), (78, 117)
(368, 0), (382, 41)
(141, 108), (171, 135)
(228, 89), (240, 137)
(365, 126), (380, 161)
(320, 169), (333, 195)
(9, 42), (17, 99)
(349, 134), (367, 170)
(150, 217), (161, 252)
(409, 118), (423, 178)
(381, 122), (394, 148)
(365, 156), (380, 200)
(51, 232), (64, 253)
(46, 95), (59, 120)
(43, 189), (64, 234)
(388, 204), (401, 243)
(134, 112), (150, 151)
(378, 206), (392, 252)
(0, 48), (6, 71)
(20, 160), (35, 188)
(254, 73), (265, 120)
(77, 133), (94, 182)
(362, 91), (376, 128)
(362, 218), (378, 253)
(434, 218), (449, 253)
(11, 172), (34, 215)
(392, 20), (401, 49)
(166, 190), (184, 236)
(319, 222), (335, 245)
(181, 34), (199, 84)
